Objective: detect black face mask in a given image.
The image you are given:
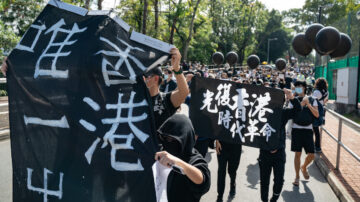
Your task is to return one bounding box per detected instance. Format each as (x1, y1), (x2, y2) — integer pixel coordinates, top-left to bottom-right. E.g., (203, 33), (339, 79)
(162, 141), (182, 157)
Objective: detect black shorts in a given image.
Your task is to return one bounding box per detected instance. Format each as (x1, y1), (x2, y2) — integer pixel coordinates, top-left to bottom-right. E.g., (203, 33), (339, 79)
(291, 128), (314, 154)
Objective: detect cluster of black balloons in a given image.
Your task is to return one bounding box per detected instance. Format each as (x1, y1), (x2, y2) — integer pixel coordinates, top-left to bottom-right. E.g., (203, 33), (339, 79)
(213, 52), (287, 71)
(212, 51), (238, 66)
(292, 23), (352, 59)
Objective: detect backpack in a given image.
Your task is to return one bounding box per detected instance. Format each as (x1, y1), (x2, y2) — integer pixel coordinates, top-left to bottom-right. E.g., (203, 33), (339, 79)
(313, 91), (327, 127)
(293, 97), (315, 126)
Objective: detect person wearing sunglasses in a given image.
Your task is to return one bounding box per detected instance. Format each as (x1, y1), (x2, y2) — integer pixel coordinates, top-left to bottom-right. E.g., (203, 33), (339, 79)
(144, 48), (189, 130)
(155, 114), (210, 202)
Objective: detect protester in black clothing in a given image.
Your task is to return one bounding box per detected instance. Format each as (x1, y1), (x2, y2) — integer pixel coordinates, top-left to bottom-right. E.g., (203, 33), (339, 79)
(259, 89), (301, 202)
(215, 140), (242, 202)
(160, 69), (177, 93)
(155, 114), (211, 202)
(144, 48), (189, 130)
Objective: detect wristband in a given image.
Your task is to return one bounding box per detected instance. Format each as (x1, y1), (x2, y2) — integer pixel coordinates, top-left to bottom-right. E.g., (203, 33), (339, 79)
(173, 68), (183, 75)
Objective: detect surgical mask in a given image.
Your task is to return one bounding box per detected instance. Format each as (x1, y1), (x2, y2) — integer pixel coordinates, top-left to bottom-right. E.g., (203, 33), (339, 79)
(295, 87), (303, 94)
(164, 74), (169, 80)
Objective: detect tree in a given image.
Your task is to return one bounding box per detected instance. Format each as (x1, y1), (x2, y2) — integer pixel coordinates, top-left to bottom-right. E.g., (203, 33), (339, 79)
(255, 10), (292, 64)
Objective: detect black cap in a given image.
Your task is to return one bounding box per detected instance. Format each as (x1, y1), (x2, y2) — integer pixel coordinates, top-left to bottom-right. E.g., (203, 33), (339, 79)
(144, 66), (163, 77)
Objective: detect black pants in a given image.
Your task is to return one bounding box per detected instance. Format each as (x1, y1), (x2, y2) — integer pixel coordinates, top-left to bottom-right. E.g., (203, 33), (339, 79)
(259, 148), (285, 202)
(313, 126), (321, 149)
(217, 141), (242, 198)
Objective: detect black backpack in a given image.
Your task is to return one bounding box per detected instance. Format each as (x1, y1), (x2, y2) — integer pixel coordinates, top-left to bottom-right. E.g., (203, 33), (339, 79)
(293, 97), (315, 126)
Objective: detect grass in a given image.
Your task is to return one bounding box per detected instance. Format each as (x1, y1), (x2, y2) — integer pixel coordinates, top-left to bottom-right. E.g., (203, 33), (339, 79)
(343, 113), (360, 125)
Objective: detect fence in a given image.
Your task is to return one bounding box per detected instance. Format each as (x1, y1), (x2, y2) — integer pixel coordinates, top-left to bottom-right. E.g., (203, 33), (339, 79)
(320, 107), (360, 170)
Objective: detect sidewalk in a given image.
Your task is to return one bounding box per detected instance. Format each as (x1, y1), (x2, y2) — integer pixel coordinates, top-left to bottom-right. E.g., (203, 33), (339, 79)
(321, 111), (360, 201)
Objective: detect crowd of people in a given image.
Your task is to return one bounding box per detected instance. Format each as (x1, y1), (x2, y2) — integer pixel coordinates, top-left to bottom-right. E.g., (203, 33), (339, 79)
(142, 48), (329, 202)
(1, 47), (329, 202)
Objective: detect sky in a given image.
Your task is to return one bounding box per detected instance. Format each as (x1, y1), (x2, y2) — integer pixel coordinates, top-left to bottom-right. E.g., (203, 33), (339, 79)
(100, 0), (306, 12)
(258, 0), (306, 11)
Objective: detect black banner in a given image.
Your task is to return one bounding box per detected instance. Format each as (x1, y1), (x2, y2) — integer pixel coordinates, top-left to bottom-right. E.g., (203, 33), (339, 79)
(7, 2), (170, 202)
(190, 77), (285, 150)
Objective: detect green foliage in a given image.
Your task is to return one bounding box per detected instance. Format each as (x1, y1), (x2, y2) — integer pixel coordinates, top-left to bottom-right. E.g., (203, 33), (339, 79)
(0, 90), (7, 97)
(255, 10), (292, 64)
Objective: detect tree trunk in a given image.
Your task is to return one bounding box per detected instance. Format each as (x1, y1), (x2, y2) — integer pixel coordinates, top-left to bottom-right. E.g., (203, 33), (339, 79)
(169, 0), (183, 44)
(154, 0), (159, 37)
(84, 0), (91, 9)
(97, 0), (103, 10)
(182, 0), (201, 61)
(142, 0), (148, 34)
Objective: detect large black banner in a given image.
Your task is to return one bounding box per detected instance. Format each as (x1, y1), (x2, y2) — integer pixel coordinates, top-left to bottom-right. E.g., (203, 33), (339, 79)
(190, 77), (285, 150)
(7, 1), (171, 201)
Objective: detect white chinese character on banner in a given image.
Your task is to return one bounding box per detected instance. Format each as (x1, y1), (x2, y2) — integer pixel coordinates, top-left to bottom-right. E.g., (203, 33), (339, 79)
(27, 168), (64, 202)
(230, 120), (245, 142)
(260, 123), (276, 142)
(35, 19), (87, 79)
(80, 92), (149, 171)
(249, 92), (273, 120)
(218, 110), (233, 129)
(200, 89), (218, 113)
(244, 119), (260, 142)
(96, 37), (147, 85)
(15, 22), (46, 52)
(215, 83), (237, 110)
(235, 88), (250, 122)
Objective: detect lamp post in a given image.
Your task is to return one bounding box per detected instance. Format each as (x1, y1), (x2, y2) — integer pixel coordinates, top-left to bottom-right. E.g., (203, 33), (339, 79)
(267, 38), (278, 64)
(355, 10), (360, 110)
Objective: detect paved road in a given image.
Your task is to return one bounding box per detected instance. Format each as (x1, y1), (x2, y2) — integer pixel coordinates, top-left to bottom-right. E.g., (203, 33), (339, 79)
(0, 103), (339, 202)
(0, 140), (12, 202)
(200, 136), (339, 202)
(0, 137), (339, 202)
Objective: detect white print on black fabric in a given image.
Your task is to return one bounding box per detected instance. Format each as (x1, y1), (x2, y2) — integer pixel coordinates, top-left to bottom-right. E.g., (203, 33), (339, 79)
(27, 168), (64, 202)
(200, 84), (275, 142)
(218, 110), (233, 129)
(96, 37), (147, 85)
(15, 23), (46, 52)
(14, 19), (86, 79)
(260, 123), (276, 142)
(80, 92), (149, 171)
(24, 115), (70, 128)
(200, 90), (218, 113)
(154, 97), (165, 115)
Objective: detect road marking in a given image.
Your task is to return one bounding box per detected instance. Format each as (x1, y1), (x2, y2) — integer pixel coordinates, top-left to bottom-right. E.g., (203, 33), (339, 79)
(0, 111), (8, 115)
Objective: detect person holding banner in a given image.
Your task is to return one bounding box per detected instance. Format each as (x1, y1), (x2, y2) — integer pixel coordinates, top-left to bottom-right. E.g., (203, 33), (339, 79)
(155, 114), (211, 202)
(144, 48), (189, 130)
(290, 81), (319, 186)
(258, 89), (301, 202)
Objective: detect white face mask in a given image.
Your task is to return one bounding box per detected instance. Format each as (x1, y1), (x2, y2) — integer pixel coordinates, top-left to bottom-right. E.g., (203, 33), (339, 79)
(164, 74), (169, 80)
(295, 87), (303, 94)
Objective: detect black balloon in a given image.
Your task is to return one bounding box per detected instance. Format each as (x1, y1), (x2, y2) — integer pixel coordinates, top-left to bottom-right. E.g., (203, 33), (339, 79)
(247, 55), (260, 69)
(330, 33), (352, 59)
(315, 26), (341, 55)
(305, 23), (324, 48)
(212, 52), (224, 65)
(226, 51), (238, 66)
(292, 33), (312, 56)
(275, 58), (287, 71)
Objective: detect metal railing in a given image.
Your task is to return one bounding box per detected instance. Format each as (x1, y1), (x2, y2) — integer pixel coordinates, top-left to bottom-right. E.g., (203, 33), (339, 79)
(320, 107), (360, 170)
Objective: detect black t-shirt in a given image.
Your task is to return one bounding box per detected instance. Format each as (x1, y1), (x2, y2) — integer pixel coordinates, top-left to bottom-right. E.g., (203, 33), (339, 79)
(152, 92), (178, 129)
(160, 79), (177, 93)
